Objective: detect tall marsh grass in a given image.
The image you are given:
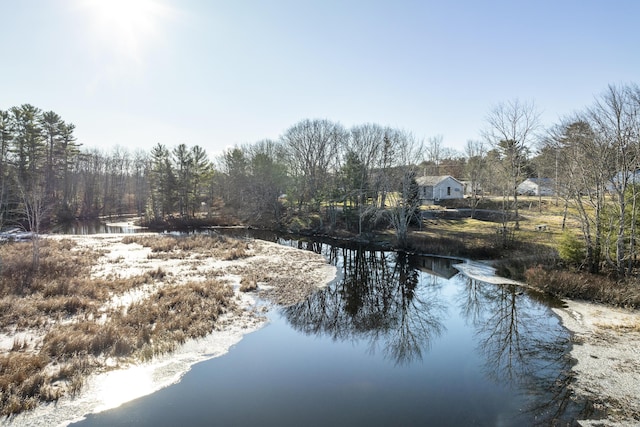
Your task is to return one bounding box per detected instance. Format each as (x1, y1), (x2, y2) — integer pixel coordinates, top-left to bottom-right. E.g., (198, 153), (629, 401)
(0, 353), (50, 415)
(123, 234), (250, 260)
(525, 267), (640, 308)
(0, 235), (241, 416)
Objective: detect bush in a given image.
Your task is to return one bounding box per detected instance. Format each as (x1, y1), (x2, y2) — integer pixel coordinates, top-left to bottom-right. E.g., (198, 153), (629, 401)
(557, 232), (585, 266)
(525, 266), (640, 308)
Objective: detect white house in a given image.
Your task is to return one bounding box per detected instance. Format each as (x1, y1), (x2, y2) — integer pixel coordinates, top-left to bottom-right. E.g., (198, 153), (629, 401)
(517, 178), (554, 196)
(416, 175), (464, 203)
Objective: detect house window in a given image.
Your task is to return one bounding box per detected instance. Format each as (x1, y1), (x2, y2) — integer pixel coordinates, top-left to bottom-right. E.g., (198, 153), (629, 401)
(447, 187), (451, 196)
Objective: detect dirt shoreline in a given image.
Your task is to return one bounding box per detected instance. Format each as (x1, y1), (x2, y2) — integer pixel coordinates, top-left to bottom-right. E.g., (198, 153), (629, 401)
(552, 301), (640, 426)
(3, 234), (336, 426)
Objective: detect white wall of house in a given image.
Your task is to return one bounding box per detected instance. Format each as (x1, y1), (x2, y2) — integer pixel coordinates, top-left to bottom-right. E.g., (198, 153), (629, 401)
(433, 176), (464, 200)
(418, 176), (464, 202)
(517, 178), (554, 196)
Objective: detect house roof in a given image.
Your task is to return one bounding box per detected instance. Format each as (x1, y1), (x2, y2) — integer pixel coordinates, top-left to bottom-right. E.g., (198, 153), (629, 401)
(416, 175), (462, 186)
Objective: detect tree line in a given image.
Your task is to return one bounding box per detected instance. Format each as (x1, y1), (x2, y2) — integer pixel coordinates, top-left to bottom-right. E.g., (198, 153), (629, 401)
(479, 83), (640, 278)
(0, 112), (427, 244)
(2, 82), (640, 277)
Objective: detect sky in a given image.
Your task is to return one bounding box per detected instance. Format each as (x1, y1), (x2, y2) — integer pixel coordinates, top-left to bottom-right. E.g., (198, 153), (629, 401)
(2, 0), (639, 157)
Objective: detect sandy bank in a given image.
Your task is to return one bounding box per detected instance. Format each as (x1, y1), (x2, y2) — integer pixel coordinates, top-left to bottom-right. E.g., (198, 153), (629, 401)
(455, 259), (640, 425)
(552, 301), (640, 426)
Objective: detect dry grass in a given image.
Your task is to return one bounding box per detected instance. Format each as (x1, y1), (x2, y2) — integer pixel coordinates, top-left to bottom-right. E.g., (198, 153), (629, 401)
(122, 234), (250, 260)
(0, 353), (51, 416)
(594, 321), (640, 333)
(41, 287), (237, 361)
(239, 275), (258, 292)
(111, 279), (235, 360)
(525, 266), (640, 308)
(0, 235), (242, 416)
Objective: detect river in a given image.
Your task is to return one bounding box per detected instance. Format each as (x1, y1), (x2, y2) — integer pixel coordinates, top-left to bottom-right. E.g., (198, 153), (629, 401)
(57, 228), (591, 426)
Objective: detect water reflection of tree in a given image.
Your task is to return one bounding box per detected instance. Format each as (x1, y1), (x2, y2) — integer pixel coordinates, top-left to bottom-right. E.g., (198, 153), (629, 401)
(457, 277), (591, 425)
(282, 248), (445, 365)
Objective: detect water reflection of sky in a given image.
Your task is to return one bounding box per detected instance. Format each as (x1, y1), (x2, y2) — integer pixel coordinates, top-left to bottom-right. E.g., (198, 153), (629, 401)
(74, 242), (592, 427)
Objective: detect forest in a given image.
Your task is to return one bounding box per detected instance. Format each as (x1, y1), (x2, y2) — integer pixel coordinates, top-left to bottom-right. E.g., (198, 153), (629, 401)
(1, 82), (640, 278)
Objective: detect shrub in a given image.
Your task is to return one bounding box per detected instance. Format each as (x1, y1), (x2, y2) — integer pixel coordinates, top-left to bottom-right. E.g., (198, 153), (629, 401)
(557, 231), (585, 266)
(525, 266), (640, 308)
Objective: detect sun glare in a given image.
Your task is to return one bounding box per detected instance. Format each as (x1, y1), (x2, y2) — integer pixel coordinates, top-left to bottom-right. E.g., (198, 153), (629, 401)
(79, 0), (171, 65)
(95, 366), (156, 412)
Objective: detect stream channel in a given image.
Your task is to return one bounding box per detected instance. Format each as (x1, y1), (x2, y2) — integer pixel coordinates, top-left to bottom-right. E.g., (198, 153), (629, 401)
(54, 225), (591, 426)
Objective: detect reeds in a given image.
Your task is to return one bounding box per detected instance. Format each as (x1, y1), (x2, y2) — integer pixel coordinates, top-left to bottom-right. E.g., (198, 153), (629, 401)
(239, 275), (258, 292)
(0, 353), (50, 415)
(123, 234), (250, 260)
(525, 266), (640, 308)
(40, 279), (235, 363)
(0, 235), (242, 416)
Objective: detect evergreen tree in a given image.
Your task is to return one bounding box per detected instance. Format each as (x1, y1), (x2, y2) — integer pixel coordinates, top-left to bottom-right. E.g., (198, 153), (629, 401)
(172, 143), (193, 218)
(149, 143), (177, 220)
(189, 145), (212, 217)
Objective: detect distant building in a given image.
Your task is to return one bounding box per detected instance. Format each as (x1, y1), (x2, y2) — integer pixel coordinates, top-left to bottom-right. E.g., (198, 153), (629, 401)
(517, 178), (555, 196)
(461, 180), (483, 197)
(416, 175), (464, 203)
(607, 170), (640, 192)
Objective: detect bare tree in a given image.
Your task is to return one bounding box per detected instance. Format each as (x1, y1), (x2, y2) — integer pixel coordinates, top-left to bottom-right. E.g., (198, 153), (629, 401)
(132, 150), (150, 216)
(281, 119), (347, 211)
(14, 175), (50, 272)
(344, 123), (387, 233)
(247, 140), (288, 224)
(483, 99), (541, 230)
(218, 145), (249, 212)
(550, 117), (609, 273)
(464, 140), (487, 218)
(588, 83), (640, 276)
(425, 134), (443, 175)
(378, 131), (424, 247)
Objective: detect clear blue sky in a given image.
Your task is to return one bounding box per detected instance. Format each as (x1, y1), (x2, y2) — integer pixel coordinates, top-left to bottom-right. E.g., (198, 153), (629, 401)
(2, 0), (639, 156)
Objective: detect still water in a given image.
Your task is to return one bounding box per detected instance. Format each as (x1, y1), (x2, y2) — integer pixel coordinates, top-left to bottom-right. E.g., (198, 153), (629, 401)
(52, 219), (144, 235)
(71, 233), (585, 426)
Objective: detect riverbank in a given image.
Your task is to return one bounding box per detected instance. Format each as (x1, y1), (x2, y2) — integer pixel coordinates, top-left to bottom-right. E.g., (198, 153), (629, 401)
(3, 232), (639, 426)
(552, 301), (640, 426)
(1, 234), (336, 424)
(457, 259), (640, 425)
